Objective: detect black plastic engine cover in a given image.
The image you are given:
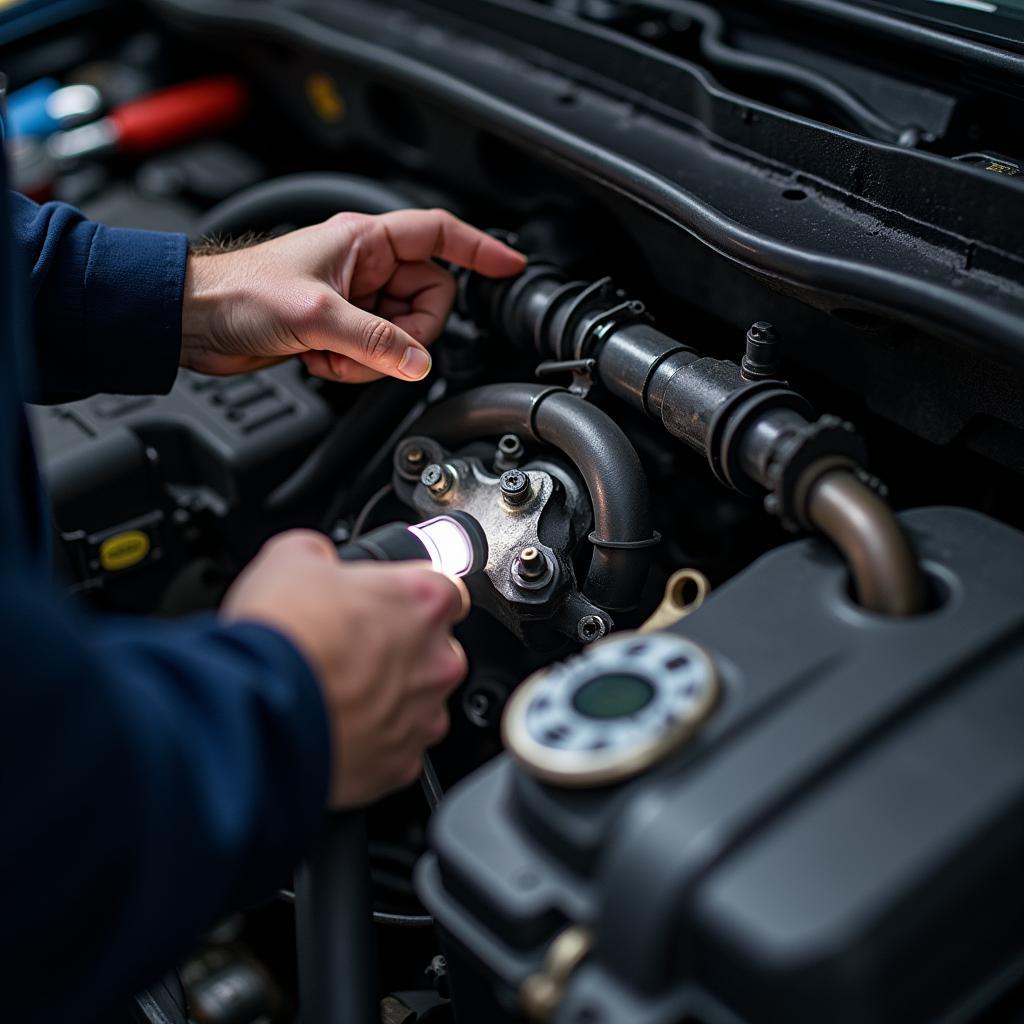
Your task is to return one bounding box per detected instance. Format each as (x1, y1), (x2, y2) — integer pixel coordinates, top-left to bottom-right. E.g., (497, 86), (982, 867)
(28, 363), (331, 606)
(418, 507), (1024, 1023)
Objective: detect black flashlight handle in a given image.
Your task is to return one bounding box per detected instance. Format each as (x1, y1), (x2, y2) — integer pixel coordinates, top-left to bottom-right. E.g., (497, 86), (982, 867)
(337, 521), (430, 564)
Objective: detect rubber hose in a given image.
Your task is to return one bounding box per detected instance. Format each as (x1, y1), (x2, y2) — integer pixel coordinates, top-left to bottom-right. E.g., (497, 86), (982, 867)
(412, 384), (655, 611)
(195, 172), (419, 237)
(294, 812), (376, 1024)
(266, 378), (426, 514)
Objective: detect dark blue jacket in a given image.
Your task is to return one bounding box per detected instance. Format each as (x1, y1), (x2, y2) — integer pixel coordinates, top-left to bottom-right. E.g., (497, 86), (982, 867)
(1, 166), (330, 1021)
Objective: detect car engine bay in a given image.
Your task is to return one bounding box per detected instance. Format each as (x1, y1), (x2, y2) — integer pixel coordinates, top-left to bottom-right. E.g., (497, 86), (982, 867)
(6, 0), (1024, 1021)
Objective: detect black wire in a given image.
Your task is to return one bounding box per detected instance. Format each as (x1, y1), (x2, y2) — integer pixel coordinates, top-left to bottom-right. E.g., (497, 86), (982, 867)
(420, 754), (445, 812)
(276, 889), (434, 928)
(349, 483), (395, 541)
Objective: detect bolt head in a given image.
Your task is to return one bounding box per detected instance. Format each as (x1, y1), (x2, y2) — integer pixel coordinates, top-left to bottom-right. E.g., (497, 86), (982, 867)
(421, 463), (453, 496)
(576, 614), (607, 643)
(404, 445), (425, 466)
(500, 469), (530, 504)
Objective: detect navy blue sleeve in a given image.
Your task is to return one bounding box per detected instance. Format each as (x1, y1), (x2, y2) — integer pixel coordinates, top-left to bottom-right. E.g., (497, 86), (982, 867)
(9, 191), (187, 400)
(0, 573), (331, 1023)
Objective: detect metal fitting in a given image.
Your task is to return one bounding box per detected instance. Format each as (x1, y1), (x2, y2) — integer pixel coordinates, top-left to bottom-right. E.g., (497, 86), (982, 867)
(741, 320), (781, 382)
(512, 546), (553, 590)
(421, 463), (455, 497)
(500, 469), (532, 506)
(403, 445), (426, 471)
(462, 681), (504, 729)
(495, 433), (525, 471)
(517, 546), (547, 581)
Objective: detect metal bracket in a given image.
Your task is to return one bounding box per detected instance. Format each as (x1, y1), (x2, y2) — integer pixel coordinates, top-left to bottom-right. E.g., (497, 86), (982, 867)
(535, 357), (597, 398)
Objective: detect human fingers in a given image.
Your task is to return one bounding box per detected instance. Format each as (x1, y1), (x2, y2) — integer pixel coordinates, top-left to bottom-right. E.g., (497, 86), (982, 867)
(375, 208), (527, 277)
(311, 293), (433, 381)
(381, 260), (457, 345)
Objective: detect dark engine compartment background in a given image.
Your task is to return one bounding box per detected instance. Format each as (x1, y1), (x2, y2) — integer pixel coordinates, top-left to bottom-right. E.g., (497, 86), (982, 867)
(5, 0), (1024, 1021)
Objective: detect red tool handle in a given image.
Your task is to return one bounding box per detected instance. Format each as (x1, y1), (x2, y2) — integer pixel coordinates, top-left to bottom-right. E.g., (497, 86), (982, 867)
(109, 76), (248, 153)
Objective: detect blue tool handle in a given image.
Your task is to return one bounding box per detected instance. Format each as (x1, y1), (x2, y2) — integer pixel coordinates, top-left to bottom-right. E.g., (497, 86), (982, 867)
(6, 78), (60, 138)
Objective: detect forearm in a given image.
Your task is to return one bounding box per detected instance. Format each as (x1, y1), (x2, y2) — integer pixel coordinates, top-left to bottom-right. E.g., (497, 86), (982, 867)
(0, 575), (329, 1020)
(9, 191), (186, 401)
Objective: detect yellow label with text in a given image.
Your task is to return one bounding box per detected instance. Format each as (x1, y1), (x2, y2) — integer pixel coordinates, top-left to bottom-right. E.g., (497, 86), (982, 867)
(306, 72), (346, 123)
(99, 530), (151, 572)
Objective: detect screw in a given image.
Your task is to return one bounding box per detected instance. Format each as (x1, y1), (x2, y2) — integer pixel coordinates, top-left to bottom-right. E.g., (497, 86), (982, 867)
(500, 469), (531, 505)
(421, 463), (454, 497)
(404, 445), (425, 469)
(577, 614), (607, 643)
(741, 320), (780, 382)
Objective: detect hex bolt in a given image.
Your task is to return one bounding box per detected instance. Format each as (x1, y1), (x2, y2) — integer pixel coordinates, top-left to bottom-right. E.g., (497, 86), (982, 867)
(516, 546), (546, 581)
(421, 463), (454, 497)
(577, 614), (608, 644)
(500, 468), (531, 505)
(741, 320), (781, 382)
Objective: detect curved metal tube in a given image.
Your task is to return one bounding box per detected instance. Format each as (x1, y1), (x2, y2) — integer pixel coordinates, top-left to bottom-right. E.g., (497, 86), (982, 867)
(412, 384), (656, 612)
(806, 469), (925, 616)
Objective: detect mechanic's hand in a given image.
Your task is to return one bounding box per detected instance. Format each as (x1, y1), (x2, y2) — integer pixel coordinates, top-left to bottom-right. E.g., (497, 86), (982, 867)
(181, 208), (526, 384)
(221, 530), (469, 808)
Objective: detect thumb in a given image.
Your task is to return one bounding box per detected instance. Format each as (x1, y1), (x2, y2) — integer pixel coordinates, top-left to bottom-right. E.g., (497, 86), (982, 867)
(320, 297), (433, 382)
(260, 528), (338, 563)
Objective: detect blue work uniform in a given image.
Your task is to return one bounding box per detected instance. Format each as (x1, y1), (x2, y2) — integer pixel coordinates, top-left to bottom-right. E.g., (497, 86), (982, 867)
(0, 161), (330, 1021)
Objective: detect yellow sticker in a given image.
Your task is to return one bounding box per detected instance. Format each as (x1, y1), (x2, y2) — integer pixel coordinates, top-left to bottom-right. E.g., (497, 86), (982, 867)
(99, 530), (151, 572)
(305, 72), (346, 124)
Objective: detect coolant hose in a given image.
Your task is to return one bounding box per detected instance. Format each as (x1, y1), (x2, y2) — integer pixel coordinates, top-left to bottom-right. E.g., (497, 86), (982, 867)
(294, 813), (376, 1024)
(806, 469), (925, 616)
(412, 384), (657, 612)
(196, 171), (419, 237)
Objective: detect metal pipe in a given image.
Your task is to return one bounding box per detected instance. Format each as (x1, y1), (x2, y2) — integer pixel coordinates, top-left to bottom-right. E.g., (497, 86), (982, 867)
(806, 469), (925, 616)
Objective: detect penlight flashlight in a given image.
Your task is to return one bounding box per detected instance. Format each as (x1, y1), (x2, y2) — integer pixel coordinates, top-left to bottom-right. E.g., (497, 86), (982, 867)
(336, 510), (488, 577)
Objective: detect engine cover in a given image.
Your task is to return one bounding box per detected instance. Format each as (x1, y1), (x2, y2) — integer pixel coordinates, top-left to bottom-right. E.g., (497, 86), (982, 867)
(417, 507), (1024, 1024)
